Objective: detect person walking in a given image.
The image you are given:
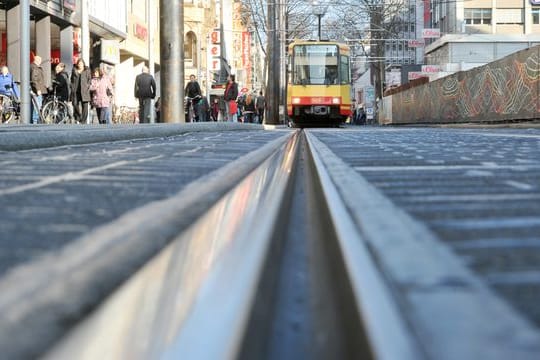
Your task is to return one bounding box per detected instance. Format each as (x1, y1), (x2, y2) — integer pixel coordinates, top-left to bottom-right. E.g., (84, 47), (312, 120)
(90, 68), (113, 124)
(30, 55), (47, 124)
(210, 98), (219, 121)
(134, 66), (156, 123)
(243, 94), (256, 123)
(71, 58), (92, 124)
(0, 66), (19, 99)
(255, 91), (266, 124)
(223, 74), (238, 122)
(197, 95), (210, 122)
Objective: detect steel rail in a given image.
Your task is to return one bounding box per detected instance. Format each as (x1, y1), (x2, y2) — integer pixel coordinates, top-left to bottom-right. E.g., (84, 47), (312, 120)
(44, 131), (301, 359)
(305, 130), (540, 359)
(304, 131), (422, 360)
(0, 131), (294, 360)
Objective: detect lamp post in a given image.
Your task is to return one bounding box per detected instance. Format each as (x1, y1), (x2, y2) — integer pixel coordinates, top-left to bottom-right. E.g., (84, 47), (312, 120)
(312, 1), (327, 40)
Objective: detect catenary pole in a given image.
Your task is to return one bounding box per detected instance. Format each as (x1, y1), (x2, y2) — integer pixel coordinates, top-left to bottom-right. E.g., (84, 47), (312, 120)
(160, 0), (184, 123)
(148, 0), (155, 123)
(20, 0), (30, 124)
(265, 0), (278, 124)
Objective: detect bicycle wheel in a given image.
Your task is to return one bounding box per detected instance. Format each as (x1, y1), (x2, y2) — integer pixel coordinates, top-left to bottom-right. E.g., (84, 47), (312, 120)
(0, 94), (15, 124)
(42, 101), (69, 124)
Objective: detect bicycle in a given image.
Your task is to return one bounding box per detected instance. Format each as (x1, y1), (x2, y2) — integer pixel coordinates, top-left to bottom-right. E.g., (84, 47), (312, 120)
(41, 80), (71, 124)
(0, 91), (19, 124)
(0, 83), (45, 124)
(184, 95), (201, 122)
(113, 105), (138, 124)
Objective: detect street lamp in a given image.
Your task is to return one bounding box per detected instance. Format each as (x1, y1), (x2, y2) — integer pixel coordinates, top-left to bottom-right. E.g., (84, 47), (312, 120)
(312, 1), (328, 41)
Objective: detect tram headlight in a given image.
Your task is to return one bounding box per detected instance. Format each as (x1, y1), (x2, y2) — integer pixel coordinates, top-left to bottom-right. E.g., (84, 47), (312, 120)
(292, 97), (301, 104)
(332, 97), (341, 105)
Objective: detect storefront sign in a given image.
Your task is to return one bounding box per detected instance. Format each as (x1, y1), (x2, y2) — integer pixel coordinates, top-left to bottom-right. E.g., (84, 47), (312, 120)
(408, 39), (425, 48)
(408, 71), (429, 80)
(421, 65), (441, 73)
(101, 39), (120, 64)
(134, 23), (148, 41)
(422, 28), (440, 38)
(242, 32), (251, 86)
(211, 30), (220, 44)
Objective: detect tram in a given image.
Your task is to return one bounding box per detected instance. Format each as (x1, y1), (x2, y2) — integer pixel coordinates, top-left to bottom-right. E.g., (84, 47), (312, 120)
(287, 40), (352, 126)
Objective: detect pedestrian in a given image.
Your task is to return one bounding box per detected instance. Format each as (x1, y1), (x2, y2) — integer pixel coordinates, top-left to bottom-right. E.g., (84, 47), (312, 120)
(134, 65), (156, 123)
(71, 58), (92, 124)
(185, 74), (201, 122)
(0, 66), (19, 99)
(197, 95), (210, 122)
(243, 94), (256, 123)
(154, 97), (161, 122)
(89, 68), (113, 124)
(211, 98), (219, 121)
(255, 91), (265, 123)
(53, 63), (70, 102)
(223, 74), (238, 122)
(30, 55), (47, 124)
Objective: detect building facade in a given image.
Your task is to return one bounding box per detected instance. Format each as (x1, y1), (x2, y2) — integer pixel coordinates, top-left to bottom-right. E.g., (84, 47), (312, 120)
(425, 0), (540, 75)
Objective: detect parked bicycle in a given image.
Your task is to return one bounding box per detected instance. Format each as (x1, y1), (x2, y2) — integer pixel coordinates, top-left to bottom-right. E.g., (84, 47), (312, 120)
(0, 83), (45, 124)
(112, 105), (138, 124)
(41, 80), (71, 124)
(0, 87), (19, 124)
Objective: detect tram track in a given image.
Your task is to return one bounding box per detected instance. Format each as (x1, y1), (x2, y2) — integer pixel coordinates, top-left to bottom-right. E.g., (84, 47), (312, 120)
(41, 130), (417, 360)
(3, 127), (540, 358)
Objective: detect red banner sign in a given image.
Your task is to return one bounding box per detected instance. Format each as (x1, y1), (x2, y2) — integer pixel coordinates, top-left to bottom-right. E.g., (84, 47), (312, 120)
(242, 32), (251, 86)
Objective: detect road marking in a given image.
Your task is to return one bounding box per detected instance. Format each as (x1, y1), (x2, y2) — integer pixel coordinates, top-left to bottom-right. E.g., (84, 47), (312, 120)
(485, 271), (540, 286)
(353, 164), (535, 172)
(452, 238), (540, 250)
(0, 155), (163, 196)
(505, 180), (534, 190)
(399, 194), (540, 202)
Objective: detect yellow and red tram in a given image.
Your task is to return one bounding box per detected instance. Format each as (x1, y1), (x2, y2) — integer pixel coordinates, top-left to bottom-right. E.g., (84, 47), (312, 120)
(287, 40), (352, 126)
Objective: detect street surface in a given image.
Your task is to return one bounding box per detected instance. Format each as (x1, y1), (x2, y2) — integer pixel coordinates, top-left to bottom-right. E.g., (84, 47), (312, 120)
(1, 124), (540, 358)
(313, 127), (540, 328)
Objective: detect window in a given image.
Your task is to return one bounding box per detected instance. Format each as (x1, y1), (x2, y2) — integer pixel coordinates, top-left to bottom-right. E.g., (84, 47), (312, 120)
(184, 32), (197, 66)
(532, 8), (540, 25)
(340, 55), (350, 84)
(496, 9), (523, 24)
(292, 45), (338, 85)
(464, 8), (492, 25)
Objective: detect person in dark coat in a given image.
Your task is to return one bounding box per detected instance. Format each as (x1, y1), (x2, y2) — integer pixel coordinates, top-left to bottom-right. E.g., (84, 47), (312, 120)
(223, 74), (238, 122)
(53, 63), (70, 102)
(71, 58), (92, 124)
(134, 66), (156, 123)
(30, 55), (47, 124)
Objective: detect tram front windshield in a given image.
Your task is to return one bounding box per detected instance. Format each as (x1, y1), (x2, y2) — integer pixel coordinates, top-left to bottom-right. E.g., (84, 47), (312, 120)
(293, 45), (340, 85)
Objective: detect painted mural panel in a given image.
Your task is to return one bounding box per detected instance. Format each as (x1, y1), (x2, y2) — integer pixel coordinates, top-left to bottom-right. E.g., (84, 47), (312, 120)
(389, 45), (540, 124)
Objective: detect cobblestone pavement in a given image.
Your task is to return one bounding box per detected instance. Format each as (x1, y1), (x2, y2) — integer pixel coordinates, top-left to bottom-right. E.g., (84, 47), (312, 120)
(312, 127), (540, 328)
(0, 129), (286, 274)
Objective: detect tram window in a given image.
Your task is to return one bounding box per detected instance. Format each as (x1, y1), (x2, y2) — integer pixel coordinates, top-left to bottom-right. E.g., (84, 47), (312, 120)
(325, 66), (338, 85)
(340, 55), (350, 84)
(292, 44), (339, 85)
